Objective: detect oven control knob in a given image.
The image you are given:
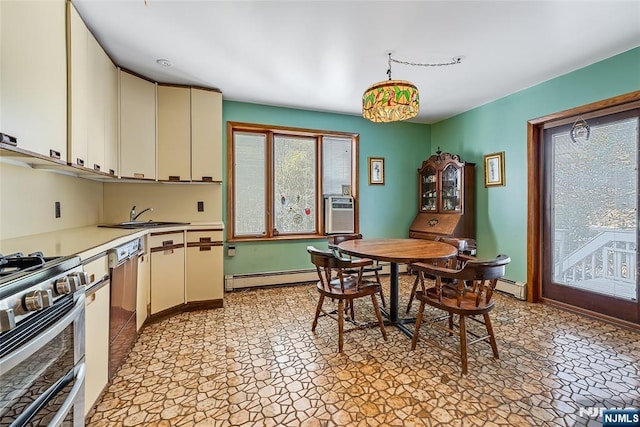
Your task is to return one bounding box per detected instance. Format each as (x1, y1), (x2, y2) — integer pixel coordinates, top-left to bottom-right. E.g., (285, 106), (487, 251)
(0, 309), (16, 332)
(23, 291), (44, 311)
(55, 277), (71, 295)
(67, 275), (80, 292)
(70, 271), (90, 287)
(38, 289), (53, 308)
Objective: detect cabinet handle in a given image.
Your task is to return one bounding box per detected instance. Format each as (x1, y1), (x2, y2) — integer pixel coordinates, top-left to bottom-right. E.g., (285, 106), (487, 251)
(133, 173), (145, 179)
(202, 176), (213, 182)
(109, 169), (115, 176)
(199, 237), (212, 243)
(0, 133), (17, 145)
(168, 176), (180, 181)
(86, 293), (96, 305)
(199, 246), (211, 252)
(93, 164), (101, 171)
(162, 240), (174, 246)
(49, 149), (61, 159)
(77, 158), (85, 167)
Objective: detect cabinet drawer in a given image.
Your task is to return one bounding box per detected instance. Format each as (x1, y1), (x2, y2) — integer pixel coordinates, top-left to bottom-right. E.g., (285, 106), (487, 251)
(83, 254), (109, 286)
(187, 230), (223, 244)
(149, 231), (184, 249)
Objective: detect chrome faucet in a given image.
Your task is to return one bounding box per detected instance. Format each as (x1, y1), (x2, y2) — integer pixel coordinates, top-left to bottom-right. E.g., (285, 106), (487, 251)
(130, 205), (153, 222)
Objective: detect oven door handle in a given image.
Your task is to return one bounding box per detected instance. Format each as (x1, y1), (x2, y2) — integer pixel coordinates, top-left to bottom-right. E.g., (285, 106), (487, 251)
(0, 294), (85, 374)
(9, 362), (85, 427)
(49, 362), (86, 427)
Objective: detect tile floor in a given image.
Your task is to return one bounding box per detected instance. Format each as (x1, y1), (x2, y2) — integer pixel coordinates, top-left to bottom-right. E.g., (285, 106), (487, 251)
(87, 275), (640, 426)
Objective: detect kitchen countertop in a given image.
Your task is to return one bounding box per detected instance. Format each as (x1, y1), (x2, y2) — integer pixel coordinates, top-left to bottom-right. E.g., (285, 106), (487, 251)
(0, 222), (224, 261)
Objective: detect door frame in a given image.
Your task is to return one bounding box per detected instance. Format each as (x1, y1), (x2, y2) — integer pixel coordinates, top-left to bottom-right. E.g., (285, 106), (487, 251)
(527, 90), (640, 326)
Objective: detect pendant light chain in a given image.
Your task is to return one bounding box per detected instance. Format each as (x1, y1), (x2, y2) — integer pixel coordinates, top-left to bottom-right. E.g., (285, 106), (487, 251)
(389, 54), (462, 68)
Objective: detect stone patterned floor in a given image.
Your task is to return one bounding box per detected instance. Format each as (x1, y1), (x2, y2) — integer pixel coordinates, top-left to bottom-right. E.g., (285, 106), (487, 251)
(87, 275), (640, 426)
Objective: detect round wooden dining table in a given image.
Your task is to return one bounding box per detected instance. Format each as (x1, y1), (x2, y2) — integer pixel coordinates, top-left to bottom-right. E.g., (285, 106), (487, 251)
(338, 238), (458, 337)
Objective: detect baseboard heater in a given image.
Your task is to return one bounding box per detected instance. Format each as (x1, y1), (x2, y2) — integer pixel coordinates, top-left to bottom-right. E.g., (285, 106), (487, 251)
(225, 266), (526, 301)
(225, 262), (408, 291)
(496, 278), (527, 300)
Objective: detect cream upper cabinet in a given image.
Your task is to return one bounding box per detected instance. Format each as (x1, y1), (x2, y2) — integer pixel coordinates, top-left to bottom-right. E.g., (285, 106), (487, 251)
(68, 4), (89, 167)
(191, 89), (223, 182)
(103, 54), (119, 176)
(86, 33), (105, 173)
(119, 70), (156, 180)
(0, 0), (67, 160)
(157, 85), (191, 181)
(68, 4), (117, 175)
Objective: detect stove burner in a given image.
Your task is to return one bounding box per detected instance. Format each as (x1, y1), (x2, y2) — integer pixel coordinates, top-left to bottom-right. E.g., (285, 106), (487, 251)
(0, 252), (55, 278)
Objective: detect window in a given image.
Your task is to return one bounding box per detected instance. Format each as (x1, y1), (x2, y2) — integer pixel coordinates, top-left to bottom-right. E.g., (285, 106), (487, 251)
(228, 122), (358, 241)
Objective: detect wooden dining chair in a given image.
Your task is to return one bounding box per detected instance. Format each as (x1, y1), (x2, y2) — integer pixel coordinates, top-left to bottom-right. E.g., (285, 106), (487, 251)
(307, 246), (387, 353)
(409, 253), (510, 374)
(327, 233), (386, 309)
(405, 236), (476, 314)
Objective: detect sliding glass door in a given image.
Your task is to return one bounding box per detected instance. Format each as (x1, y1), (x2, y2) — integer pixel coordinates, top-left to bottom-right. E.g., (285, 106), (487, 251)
(543, 109), (639, 323)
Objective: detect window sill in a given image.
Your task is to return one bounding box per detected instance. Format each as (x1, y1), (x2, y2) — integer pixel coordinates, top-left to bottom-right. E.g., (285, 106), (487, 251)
(227, 234), (331, 243)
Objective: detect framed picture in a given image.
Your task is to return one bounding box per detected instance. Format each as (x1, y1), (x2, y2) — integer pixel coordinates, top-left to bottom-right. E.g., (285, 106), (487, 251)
(341, 184), (351, 196)
(484, 151), (505, 187)
(368, 157), (385, 185)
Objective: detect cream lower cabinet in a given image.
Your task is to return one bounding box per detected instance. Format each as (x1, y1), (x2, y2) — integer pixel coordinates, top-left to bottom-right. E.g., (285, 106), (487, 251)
(186, 230), (224, 302)
(150, 232), (185, 314)
(85, 283), (110, 416)
(136, 241), (150, 330)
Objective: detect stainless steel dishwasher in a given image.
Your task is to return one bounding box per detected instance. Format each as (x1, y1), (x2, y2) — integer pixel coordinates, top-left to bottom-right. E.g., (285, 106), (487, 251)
(108, 238), (141, 378)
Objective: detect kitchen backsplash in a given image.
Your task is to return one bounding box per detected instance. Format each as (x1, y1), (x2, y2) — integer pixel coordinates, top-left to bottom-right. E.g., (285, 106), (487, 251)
(0, 161), (104, 240)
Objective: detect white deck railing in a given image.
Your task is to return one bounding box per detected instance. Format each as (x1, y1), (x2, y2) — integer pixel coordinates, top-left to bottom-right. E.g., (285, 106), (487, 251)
(557, 229), (636, 285)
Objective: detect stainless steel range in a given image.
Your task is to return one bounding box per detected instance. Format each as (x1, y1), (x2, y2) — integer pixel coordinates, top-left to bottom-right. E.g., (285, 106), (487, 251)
(0, 252), (87, 426)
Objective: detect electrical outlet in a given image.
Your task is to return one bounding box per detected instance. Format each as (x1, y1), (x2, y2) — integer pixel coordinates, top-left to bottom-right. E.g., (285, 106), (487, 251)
(197, 201), (205, 212)
(228, 244), (236, 256)
(55, 201), (61, 218)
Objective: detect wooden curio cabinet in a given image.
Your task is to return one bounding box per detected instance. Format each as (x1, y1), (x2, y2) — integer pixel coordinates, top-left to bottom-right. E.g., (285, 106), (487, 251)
(410, 151), (475, 240)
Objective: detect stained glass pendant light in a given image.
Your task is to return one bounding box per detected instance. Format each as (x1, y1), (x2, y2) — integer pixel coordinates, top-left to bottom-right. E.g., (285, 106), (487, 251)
(362, 53), (462, 123)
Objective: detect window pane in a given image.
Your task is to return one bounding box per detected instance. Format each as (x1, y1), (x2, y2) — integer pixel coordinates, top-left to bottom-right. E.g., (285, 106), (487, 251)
(322, 136), (352, 195)
(274, 135), (316, 234)
(234, 132), (266, 236)
(550, 116), (638, 300)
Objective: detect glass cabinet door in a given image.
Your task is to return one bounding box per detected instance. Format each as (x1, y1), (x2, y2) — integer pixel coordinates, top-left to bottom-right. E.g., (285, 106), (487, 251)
(441, 164), (462, 212)
(420, 167), (437, 211)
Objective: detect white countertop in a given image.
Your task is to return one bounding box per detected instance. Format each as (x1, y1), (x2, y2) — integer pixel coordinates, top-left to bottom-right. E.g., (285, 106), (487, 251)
(0, 222), (224, 260)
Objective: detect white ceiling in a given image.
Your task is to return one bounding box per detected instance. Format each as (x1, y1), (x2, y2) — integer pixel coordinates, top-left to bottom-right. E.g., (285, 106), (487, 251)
(73, 0), (640, 124)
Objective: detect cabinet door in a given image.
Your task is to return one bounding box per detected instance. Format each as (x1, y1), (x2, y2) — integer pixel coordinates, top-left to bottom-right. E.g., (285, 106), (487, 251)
(186, 231), (223, 302)
(68, 4), (89, 167)
(103, 52), (119, 176)
(191, 89), (223, 181)
(85, 284), (110, 416)
(1, 0), (67, 160)
(441, 164), (462, 212)
(119, 70), (156, 179)
(157, 85), (191, 181)
(419, 166), (437, 212)
(87, 33), (105, 172)
(150, 232), (185, 314)
(150, 247), (185, 314)
(136, 250), (150, 330)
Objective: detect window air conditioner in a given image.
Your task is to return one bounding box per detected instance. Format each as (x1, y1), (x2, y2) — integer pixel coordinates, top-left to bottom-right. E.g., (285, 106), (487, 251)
(325, 196), (355, 234)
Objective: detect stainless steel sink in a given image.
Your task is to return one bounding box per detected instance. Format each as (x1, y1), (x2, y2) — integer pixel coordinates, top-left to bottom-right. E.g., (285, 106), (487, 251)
(99, 221), (190, 229)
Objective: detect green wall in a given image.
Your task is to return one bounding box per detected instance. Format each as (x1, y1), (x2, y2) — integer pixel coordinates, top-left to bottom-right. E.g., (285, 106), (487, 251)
(222, 102), (431, 275)
(431, 47), (640, 282)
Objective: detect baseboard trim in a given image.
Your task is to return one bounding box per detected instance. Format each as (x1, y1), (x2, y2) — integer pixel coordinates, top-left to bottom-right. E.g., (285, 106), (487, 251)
(542, 298), (639, 332)
(144, 299), (223, 326)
